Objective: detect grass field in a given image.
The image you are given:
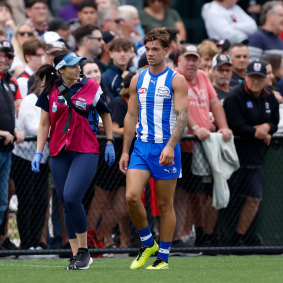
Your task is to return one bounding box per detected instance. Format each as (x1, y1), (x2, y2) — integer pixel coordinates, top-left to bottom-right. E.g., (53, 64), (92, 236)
(1, 255), (283, 283)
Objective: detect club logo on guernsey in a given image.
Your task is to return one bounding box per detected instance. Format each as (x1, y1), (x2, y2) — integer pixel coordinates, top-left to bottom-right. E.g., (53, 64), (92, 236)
(138, 88), (147, 94)
(156, 86), (171, 98)
(75, 97), (87, 110)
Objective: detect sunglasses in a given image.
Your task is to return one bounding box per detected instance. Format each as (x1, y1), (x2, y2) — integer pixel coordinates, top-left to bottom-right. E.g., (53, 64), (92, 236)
(18, 31), (33, 37)
(113, 18), (123, 24)
(87, 36), (103, 42)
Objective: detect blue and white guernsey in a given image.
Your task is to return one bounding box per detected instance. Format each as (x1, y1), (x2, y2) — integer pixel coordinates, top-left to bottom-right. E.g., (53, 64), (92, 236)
(136, 66), (177, 143)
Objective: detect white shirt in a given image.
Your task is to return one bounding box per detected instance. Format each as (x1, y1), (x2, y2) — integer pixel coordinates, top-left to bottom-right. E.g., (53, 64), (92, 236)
(16, 65), (34, 99)
(201, 1), (257, 44)
(13, 93), (49, 163)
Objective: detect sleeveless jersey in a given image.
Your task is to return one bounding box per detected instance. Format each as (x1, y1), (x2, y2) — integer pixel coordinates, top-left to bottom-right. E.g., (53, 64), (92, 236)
(136, 66), (176, 143)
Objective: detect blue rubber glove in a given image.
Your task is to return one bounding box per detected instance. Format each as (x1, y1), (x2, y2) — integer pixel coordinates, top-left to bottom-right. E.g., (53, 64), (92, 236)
(105, 143), (115, 166)
(31, 152), (43, 172)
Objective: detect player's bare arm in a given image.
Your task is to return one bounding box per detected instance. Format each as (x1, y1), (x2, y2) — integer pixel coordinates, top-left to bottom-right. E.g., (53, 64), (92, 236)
(159, 74), (188, 166)
(119, 74), (139, 174)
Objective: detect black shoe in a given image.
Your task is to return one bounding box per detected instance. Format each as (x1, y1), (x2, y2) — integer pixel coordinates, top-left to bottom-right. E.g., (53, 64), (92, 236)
(65, 256), (77, 270)
(232, 232), (246, 247)
(73, 248), (93, 270)
(2, 237), (18, 250)
(172, 239), (187, 248)
(38, 242), (47, 249)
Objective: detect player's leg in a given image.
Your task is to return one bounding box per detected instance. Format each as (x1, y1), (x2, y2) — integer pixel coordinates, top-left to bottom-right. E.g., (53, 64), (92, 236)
(146, 178), (177, 270)
(126, 169), (158, 269)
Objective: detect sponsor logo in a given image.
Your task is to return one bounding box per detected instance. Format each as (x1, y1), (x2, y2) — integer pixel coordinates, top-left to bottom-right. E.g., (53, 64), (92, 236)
(75, 99), (87, 110)
(138, 88), (147, 94)
(246, 101), (253, 109)
(157, 86), (171, 98)
(52, 102), (57, 113)
(253, 63), (262, 72)
(55, 60), (66, 70)
(9, 84), (15, 92)
(265, 102), (271, 113)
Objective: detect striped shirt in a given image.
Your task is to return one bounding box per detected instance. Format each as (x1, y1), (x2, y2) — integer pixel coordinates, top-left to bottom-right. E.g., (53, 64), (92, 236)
(136, 66), (176, 143)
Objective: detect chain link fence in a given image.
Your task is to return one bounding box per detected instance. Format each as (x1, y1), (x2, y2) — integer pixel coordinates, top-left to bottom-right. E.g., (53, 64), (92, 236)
(1, 135), (283, 256)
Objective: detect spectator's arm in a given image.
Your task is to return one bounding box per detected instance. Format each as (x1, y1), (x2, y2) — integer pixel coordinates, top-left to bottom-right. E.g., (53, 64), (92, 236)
(175, 21), (186, 42)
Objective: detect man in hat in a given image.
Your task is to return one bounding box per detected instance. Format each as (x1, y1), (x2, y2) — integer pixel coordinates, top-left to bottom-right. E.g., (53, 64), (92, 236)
(0, 40), (24, 233)
(224, 60), (279, 246)
(173, 45), (232, 247)
(211, 53), (233, 104)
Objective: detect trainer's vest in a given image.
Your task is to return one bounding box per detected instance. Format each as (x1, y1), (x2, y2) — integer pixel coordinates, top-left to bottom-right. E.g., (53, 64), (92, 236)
(136, 66), (176, 143)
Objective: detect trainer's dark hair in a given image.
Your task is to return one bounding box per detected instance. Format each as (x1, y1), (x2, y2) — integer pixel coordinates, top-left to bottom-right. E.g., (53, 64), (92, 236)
(37, 50), (70, 97)
(143, 27), (170, 48)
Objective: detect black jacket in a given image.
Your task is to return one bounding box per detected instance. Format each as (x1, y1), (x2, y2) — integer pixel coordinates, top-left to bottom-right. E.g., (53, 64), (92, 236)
(223, 82), (279, 166)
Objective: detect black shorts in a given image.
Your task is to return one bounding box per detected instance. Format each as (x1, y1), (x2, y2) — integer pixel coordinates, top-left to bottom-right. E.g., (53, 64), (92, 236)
(228, 167), (264, 200)
(94, 140), (125, 191)
(177, 152), (209, 194)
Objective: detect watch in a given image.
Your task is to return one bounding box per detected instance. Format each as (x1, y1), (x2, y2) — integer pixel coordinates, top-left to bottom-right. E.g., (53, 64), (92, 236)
(106, 138), (115, 144)
(192, 125), (199, 131)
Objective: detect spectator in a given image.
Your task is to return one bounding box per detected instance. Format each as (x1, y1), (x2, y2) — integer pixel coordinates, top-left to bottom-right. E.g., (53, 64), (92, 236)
(248, 1), (283, 59)
(0, 40), (23, 250)
(0, 45), (24, 228)
(264, 54), (283, 93)
(229, 43), (250, 89)
(32, 50), (115, 270)
(6, 0), (26, 25)
(74, 24), (106, 73)
(211, 53), (233, 104)
(201, 0), (257, 44)
(0, 2), (16, 41)
(101, 38), (132, 101)
(57, 0), (84, 21)
(139, 0), (187, 42)
(0, 40), (22, 116)
(25, 0), (49, 36)
(17, 38), (46, 98)
(224, 60), (279, 246)
(48, 18), (75, 51)
(166, 27), (181, 67)
(174, 45), (232, 247)
(118, 5), (142, 44)
(11, 70), (50, 250)
(99, 30), (117, 70)
(96, 0), (120, 11)
(10, 23), (36, 77)
(68, 0), (99, 33)
(197, 40), (219, 78)
(264, 62), (283, 104)
(98, 7), (123, 36)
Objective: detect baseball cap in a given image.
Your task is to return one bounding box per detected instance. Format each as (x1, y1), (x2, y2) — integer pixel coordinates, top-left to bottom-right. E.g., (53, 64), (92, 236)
(102, 31), (115, 44)
(181, 45), (200, 58)
(0, 40), (14, 54)
(55, 52), (86, 71)
(48, 18), (70, 32)
(212, 53), (232, 68)
(247, 60), (267, 77)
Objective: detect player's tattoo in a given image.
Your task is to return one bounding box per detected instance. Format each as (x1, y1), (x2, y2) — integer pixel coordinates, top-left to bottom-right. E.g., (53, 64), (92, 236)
(167, 108), (188, 148)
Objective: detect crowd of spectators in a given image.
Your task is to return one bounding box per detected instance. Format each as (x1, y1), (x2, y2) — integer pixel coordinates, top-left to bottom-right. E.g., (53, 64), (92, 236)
(0, 0), (283, 252)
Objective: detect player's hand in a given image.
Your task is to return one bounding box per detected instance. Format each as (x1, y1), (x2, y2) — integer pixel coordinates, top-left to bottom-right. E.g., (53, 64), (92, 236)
(263, 134), (272, 146)
(119, 152), (129, 174)
(159, 145), (174, 166)
(218, 128), (233, 142)
(193, 127), (210, 141)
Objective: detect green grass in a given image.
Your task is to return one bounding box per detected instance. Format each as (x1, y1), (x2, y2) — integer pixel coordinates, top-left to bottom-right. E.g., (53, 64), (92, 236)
(1, 256), (283, 283)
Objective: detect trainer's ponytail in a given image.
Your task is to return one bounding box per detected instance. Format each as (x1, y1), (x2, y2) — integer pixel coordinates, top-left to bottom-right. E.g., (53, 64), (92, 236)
(36, 50), (70, 97)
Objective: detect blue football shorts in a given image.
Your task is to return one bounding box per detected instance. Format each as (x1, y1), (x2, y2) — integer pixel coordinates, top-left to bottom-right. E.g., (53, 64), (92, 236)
(128, 139), (182, 180)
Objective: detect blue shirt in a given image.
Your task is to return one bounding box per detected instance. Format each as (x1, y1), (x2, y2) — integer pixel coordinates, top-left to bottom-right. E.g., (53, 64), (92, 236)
(136, 67), (176, 143)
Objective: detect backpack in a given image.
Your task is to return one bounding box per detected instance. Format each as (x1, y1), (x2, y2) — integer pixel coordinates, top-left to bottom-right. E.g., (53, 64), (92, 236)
(87, 228), (105, 258)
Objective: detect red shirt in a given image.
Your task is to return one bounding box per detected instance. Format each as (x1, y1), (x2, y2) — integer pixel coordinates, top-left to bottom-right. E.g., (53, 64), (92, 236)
(48, 79), (100, 156)
(0, 72), (22, 100)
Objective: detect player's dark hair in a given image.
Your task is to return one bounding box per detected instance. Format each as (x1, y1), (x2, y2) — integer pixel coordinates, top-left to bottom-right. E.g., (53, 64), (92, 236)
(143, 27), (170, 48)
